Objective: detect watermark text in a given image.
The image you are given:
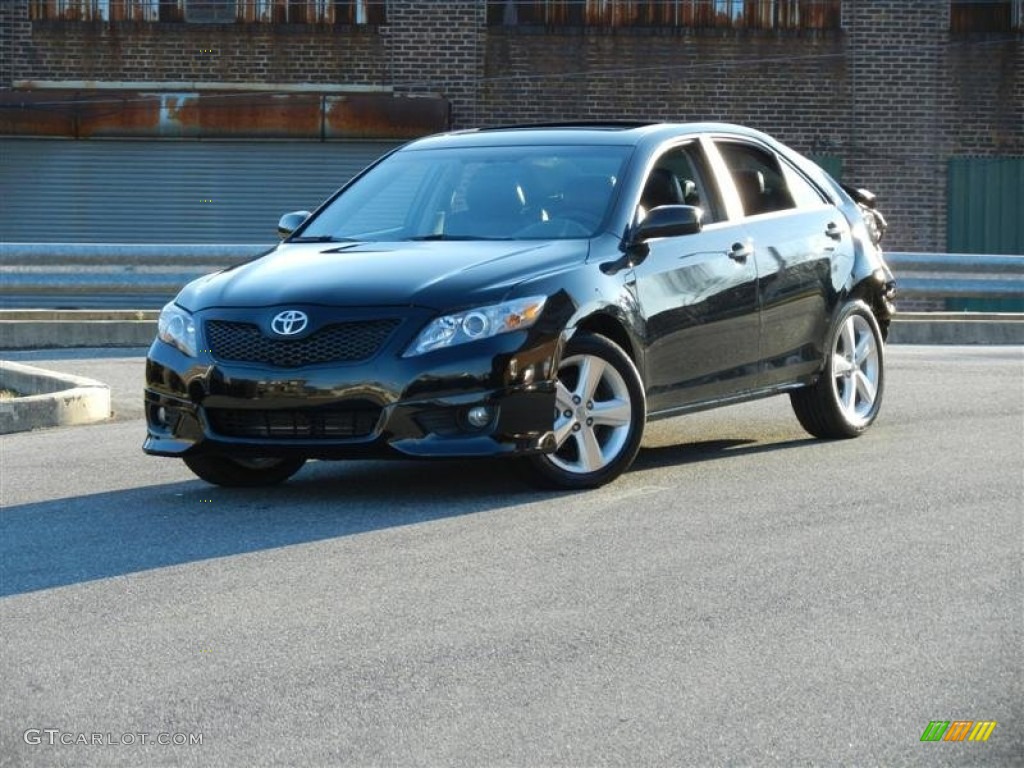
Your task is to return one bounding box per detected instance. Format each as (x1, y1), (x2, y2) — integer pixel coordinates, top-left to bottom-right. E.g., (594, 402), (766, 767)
(23, 729), (203, 747)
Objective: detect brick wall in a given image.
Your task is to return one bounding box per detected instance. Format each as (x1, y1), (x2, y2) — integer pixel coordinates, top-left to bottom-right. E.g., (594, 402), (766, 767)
(11, 18), (386, 87)
(1, 0), (1021, 253)
(481, 28), (847, 162)
(947, 39), (1023, 156)
(0, 1), (30, 89)
(844, 0), (950, 252)
(386, 1), (483, 124)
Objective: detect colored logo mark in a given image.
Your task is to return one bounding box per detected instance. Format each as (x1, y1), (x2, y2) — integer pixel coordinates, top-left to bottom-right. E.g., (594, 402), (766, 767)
(920, 720), (997, 742)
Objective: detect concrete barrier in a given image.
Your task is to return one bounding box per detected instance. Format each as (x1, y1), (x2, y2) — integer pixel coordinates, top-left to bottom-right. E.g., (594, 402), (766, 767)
(0, 309), (1021, 350)
(0, 360), (111, 434)
(887, 311), (1024, 345)
(0, 310), (159, 349)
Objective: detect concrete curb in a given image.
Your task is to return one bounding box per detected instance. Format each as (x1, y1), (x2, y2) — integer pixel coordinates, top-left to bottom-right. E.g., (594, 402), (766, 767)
(888, 312), (1024, 345)
(0, 360), (111, 434)
(0, 310), (1022, 350)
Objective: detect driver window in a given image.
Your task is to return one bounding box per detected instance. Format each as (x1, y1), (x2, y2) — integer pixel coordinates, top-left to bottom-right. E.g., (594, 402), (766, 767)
(639, 144), (723, 224)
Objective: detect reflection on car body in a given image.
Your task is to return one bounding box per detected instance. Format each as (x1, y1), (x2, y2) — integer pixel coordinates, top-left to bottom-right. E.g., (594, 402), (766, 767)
(144, 122), (895, 489)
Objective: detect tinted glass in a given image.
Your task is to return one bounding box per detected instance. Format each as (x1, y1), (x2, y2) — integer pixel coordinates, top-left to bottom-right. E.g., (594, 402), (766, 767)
(715, 140), (796, 217)
(300, 145), (633, 242)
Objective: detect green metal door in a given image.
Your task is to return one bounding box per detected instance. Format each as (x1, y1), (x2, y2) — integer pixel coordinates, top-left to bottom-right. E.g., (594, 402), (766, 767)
(948, 157), (1024, 255)
(947, 157), (1024, 310)
(809, 155), (843, 181)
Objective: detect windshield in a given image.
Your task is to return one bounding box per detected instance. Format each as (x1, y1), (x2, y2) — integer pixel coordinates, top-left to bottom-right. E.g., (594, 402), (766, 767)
(296, 144), (632, 242)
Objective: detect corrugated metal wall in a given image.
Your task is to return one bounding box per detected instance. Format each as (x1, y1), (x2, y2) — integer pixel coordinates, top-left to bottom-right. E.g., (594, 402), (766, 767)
(0, 139), (399, 243)
(947, 157), (1024, 255)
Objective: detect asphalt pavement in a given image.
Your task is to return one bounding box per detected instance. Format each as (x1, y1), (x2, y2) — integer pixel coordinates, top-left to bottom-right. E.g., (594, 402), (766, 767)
(0, 345), (1021, 767)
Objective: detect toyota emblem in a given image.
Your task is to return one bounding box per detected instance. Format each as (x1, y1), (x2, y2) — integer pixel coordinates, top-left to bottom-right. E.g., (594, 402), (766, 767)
(270, 310), (309, 336)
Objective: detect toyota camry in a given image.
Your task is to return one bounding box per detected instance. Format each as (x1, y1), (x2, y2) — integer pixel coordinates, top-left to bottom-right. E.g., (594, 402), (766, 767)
(144, 122), (895, 488)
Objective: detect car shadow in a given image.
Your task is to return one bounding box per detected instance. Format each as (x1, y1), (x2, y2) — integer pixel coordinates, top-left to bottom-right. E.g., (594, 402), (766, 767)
(0, 458), (560, 598)
(1, 436), (817, 598)
(632, 436), (816, 471)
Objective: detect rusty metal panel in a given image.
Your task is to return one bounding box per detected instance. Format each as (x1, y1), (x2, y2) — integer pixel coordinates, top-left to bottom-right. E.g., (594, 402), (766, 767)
(0, 91), (448, 140)
(0, 91), (79, 137)
(324, 93), (450, 140)
(187, 93), (322, 140)
(77, 92), (186, 138)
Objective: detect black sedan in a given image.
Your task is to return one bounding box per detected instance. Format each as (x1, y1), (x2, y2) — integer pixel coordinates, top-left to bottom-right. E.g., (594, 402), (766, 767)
(144, 122), (895, 488)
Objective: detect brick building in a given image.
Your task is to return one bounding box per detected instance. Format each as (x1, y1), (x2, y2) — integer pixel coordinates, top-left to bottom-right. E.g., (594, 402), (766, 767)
(1, 0), (1021, 252)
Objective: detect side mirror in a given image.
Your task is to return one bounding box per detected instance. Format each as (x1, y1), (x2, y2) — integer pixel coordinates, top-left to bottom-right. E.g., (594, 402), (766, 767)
(277, 210), (311, 238)
(602, 205), (704, 275)
(631, 205), (703, 245)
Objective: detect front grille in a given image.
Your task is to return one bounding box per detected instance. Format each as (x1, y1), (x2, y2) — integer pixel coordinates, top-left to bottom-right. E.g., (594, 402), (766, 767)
(206, 404), (381, 440)
(206, 319), (400, 368)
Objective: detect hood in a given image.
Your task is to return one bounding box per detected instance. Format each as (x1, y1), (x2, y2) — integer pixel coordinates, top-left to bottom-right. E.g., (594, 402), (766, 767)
(176, 240), (588, 312)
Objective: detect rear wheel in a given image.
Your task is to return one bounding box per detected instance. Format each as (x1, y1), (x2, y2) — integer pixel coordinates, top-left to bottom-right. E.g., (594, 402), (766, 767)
(790, 300), (885, 438)
(527, 332), (645, 489)
(183, 455), (306, 487)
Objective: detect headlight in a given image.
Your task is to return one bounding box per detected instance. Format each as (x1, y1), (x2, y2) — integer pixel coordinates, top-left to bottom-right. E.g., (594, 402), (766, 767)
(404, 296), (547, 357)
(157, 302), (197, 357)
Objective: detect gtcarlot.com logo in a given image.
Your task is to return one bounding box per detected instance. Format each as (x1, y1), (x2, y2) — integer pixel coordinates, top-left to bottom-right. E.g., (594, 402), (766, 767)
(23, 729), (203, 747)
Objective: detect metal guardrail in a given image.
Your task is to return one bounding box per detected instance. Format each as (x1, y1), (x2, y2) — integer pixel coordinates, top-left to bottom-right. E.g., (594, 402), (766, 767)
(0, 243), (270, 308)
(0, 244), (1021, 309)
(885, 251), (1024, 299)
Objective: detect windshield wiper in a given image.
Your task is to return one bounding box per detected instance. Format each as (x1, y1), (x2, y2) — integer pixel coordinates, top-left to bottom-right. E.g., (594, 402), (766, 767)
(405, 234), (511, 241)
(289, 235), (357, 243)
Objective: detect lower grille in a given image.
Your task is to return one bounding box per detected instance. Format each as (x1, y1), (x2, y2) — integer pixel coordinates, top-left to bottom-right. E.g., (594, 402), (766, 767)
(206, 404), (381, 440)
(206, 319), (400, 368)
(414, 409), (461, 437)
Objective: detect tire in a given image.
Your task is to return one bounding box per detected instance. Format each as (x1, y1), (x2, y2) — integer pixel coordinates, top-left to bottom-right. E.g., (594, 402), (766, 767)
(527, 332), (646, 489)
(790, 299), (885, 439)
(183, 455), (306, 487)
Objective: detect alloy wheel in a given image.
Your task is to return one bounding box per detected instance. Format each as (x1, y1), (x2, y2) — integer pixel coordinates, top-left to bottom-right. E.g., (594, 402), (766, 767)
(549, 353), (634, 474)
(830, 313), (880, 426)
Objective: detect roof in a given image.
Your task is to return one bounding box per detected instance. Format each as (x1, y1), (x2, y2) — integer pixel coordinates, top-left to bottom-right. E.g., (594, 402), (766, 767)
(405, 121), (770, 151)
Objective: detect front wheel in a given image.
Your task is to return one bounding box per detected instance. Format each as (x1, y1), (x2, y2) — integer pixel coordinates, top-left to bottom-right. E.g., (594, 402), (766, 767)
(526, 333), (646, 489)
(790, 300), (885, 438)
(183, 455), (307, 487)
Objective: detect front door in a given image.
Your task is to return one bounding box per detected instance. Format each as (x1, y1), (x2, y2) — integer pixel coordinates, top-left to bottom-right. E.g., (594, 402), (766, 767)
(630, 143), (761, 413)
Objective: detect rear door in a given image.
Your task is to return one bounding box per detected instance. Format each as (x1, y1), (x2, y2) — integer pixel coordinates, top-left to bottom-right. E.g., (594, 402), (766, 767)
(710, 138), (852, 387)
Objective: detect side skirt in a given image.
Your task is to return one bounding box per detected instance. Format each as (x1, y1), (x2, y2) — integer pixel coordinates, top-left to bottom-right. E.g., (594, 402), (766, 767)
(646, 379), (815, 422)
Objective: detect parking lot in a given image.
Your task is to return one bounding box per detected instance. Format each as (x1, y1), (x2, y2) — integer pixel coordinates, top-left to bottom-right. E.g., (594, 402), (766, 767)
(1, 345), (1020, 766)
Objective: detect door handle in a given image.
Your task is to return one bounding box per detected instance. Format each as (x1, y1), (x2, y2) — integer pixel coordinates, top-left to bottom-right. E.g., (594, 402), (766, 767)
(729, 242), (752, 262)
(825, 222), (843, 240)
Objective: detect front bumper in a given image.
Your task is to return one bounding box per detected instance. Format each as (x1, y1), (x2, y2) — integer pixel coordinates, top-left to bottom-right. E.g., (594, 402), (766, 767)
(142, 314), (560, 461)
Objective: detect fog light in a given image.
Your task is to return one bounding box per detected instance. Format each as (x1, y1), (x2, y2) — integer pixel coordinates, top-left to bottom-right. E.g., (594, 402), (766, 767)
(156, 406), (168, 426)
(466, 406), (493, 429)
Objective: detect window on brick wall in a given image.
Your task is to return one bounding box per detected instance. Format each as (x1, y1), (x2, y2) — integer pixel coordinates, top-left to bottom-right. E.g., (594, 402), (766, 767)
(29, 1), (152, 21)
(186, 0), (236, 22)
(29, 0), (384, 23)
(237, 1), (384, 23)
(486, 0), (841, 29)
(951, 0), (1024, 32)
